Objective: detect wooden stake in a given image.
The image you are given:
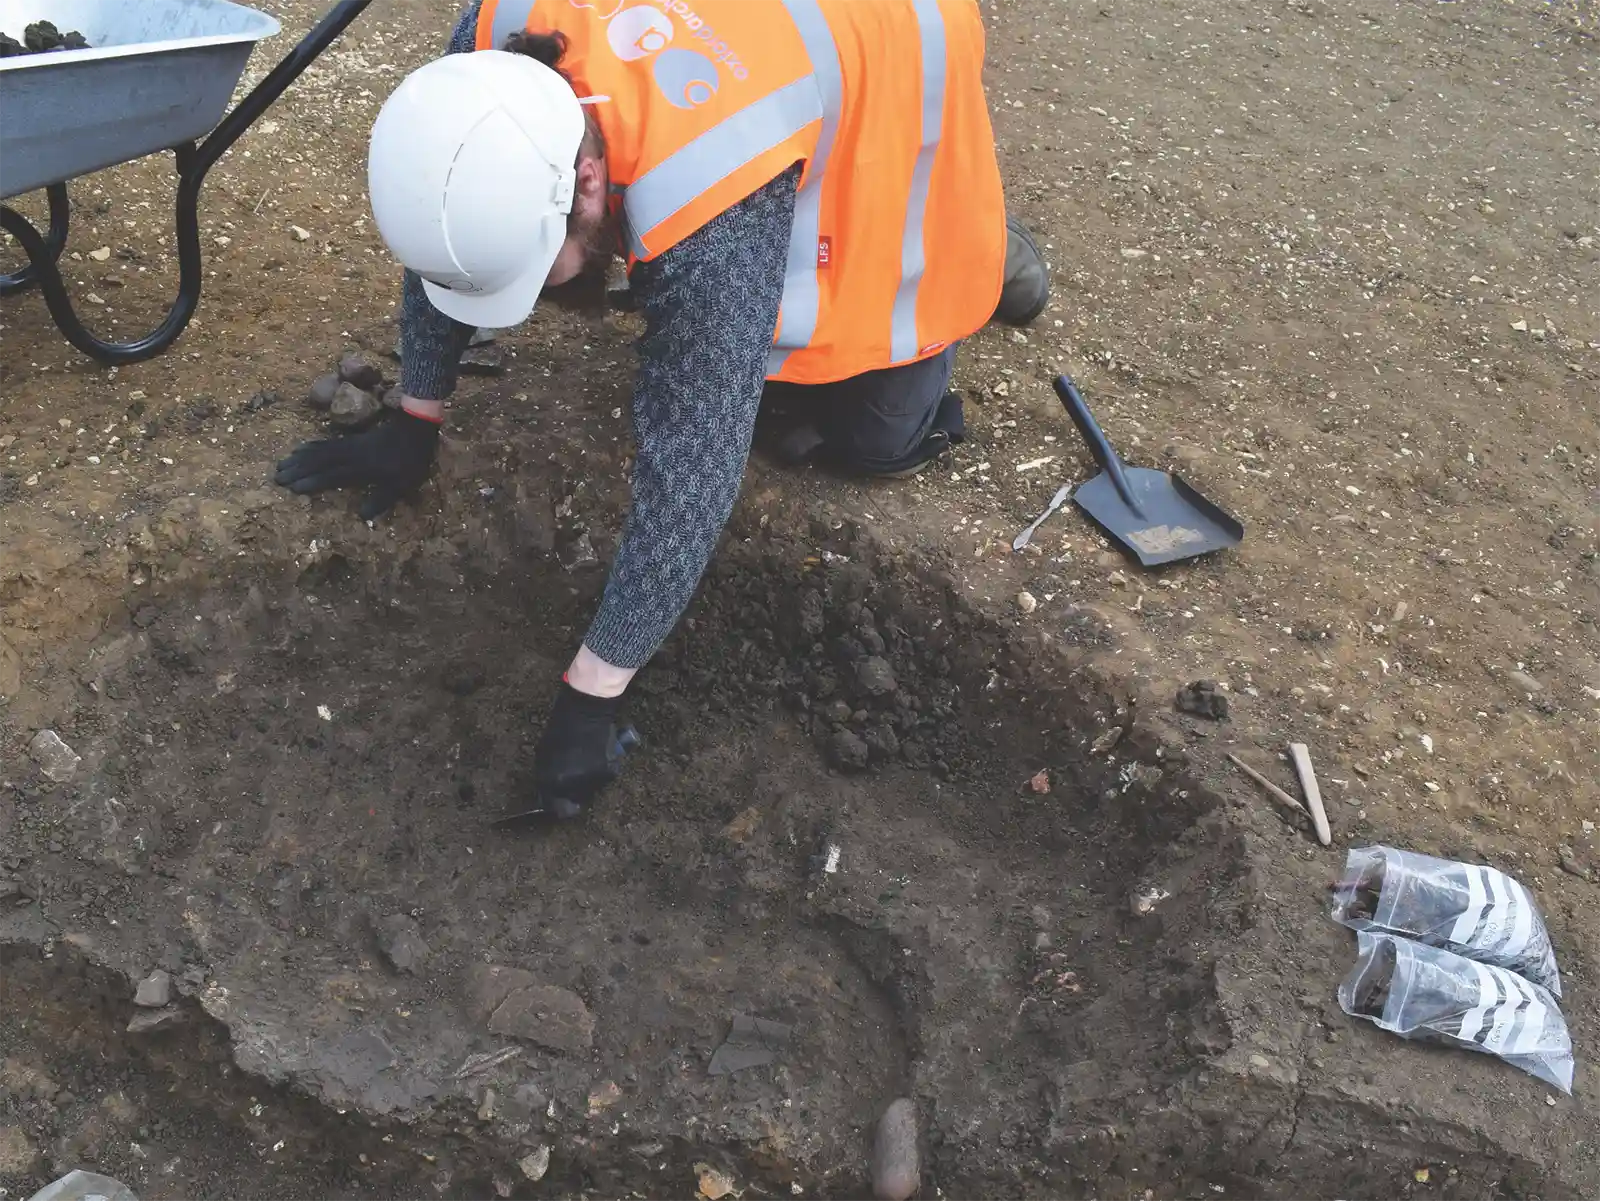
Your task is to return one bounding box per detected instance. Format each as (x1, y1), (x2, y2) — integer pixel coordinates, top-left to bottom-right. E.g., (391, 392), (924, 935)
(1287, 742), (1332, 846)
(1227, 752), (1309, 821)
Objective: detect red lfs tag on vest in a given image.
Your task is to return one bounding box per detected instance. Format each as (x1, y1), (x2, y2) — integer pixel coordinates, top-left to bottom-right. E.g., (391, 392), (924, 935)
(817, 236), (832, 268)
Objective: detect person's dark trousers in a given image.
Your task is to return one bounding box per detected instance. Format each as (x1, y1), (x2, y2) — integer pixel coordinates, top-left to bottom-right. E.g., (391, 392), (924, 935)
(761, 345), (963, 478)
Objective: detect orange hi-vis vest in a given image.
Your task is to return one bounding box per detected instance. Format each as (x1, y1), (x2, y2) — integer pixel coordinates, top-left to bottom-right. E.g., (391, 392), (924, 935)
(476, 0), (1007, 386)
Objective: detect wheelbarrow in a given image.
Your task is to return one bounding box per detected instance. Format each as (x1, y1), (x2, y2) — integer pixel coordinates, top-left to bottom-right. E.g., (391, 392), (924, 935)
(0, 0), (373, 365)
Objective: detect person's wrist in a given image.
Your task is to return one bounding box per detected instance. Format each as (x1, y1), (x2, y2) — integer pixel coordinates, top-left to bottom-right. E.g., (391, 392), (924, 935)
(565, 644), (636, 699)
(400, 395), (444, 424)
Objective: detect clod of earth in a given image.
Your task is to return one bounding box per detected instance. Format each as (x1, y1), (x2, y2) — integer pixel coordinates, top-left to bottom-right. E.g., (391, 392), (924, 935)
(856, 655), (897, 696)
(828, 727), (870, 771)
(27, 729), (80, 782)
(468, 964), (595, 1053)
(0, 1125), (41, 1176)
(337, 352), (385, 392)
(376, 913), (429, 973)
(871, 1097), (921, 1201)
(1175, 679), (1229, 720)
(0, 22), (90, 57)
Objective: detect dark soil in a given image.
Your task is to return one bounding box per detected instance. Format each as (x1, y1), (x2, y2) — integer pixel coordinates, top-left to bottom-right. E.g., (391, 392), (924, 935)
(5, 509), (1591, 1198)
(0, 22), (90, 57)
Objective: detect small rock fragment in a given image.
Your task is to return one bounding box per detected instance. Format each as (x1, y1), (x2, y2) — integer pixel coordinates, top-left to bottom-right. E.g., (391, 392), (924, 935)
(1016, 590), (1038, 614)
(1120, 247), (1148, 259)
(587, 1080), (623, 1114)
(460, 343), (507, 376)
(126, 1009), (181, 1034)
(1249, 1053), (1272, 1070)
(855, 656), (897, 697)
(469, 966), (595, 1053)
(329, 382), (381, 430)
(1175, 679), (1229, 720)
(1130, 885), (1172, 916)
(380, 384), (405, 410)
(88, 246), (112, 262)
(134, 970), (172, 1008)
(28, 729), (80, 782)
(337, 352), (385, 390)
(1507, 669), (1542, 694)
(306, 373), (340, 411)
(827, 728), (870, 772)
(1091, 725), (1124, 755)
(1558, 845), (1593, 882)
(517, 1147), (551, 1182)
(290, 225), (311, 242)
(1027, 769), (1051, 794)
(871, 1098), (920, 1201)
(695, 1164), (737, 1201)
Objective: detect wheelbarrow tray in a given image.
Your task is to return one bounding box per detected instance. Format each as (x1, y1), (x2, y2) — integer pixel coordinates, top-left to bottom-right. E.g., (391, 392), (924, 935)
(0, 0), (281, 200)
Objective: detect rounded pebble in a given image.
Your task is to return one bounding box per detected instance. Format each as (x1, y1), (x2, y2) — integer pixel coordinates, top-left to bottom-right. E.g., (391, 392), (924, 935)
(871, 1097), (919, 1201)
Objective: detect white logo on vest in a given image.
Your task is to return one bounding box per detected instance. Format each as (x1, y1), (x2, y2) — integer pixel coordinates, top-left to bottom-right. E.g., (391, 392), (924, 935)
(571, 0), (749, 110)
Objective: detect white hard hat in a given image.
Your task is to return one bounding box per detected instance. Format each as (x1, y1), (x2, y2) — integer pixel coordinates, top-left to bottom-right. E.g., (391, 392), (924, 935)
(367, 50), (586, 328)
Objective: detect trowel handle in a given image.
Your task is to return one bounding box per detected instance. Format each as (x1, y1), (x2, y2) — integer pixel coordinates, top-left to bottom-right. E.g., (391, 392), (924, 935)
(1053, 375), (1140, 511)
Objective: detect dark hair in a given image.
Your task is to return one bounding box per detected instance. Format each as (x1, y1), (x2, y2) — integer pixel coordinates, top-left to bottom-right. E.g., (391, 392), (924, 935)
(503, 29), (571, 83)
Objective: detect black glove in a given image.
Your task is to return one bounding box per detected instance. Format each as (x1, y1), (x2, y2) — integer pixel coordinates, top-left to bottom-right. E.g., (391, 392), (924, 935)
(274, 410), (441, 521)
(531, 683), (632, 819)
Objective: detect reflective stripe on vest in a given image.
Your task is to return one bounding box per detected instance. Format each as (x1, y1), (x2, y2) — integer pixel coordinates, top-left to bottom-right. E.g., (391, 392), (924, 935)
(624, 78), (823, 259)
(767, 0), (844, 378)
(890, 0), (948, 363)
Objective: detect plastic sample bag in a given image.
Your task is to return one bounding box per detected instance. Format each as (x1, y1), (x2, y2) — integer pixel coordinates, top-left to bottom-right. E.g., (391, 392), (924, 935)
(26, 1172), (139, 1201)
(1331, 845), (1561, 996)
(1339, 931), (1574, 1093)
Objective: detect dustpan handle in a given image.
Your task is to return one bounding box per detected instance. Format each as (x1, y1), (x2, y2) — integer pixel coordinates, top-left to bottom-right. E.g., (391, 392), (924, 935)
(1054, 375), (1140, 511)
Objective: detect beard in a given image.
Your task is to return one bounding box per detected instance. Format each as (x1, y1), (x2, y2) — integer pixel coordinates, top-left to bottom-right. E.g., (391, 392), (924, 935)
(542, 205), (621, 314)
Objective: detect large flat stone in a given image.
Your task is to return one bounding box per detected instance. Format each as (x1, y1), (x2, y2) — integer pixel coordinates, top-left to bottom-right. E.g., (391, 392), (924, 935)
(467, 965), (593, 1054)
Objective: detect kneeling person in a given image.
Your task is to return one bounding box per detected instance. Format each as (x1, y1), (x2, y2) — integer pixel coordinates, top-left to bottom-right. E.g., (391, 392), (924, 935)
(274, 0), (1048, 816)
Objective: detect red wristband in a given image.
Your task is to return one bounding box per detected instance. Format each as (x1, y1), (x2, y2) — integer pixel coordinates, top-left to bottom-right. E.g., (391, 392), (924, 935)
(400, 401), (444, 425)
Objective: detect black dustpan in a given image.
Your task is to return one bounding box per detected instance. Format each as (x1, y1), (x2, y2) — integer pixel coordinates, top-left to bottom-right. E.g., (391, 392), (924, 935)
(1054, 375), (1244, 567)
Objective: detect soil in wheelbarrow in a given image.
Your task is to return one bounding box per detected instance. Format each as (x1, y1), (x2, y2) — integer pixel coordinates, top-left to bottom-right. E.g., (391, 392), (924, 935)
(0, 22), (90, 58)
(4, 488), (1597, 1199)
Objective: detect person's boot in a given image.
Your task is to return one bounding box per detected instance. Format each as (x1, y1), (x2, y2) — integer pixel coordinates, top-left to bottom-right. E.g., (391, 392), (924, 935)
(994, 214), (1049, 326)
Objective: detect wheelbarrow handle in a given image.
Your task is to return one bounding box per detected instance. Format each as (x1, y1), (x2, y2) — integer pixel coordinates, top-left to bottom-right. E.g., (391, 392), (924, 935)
(1053, 374), (1142, 513)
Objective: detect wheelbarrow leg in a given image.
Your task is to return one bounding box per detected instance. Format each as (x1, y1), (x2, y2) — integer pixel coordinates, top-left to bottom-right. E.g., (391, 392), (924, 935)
(0, 0), (373, 366)
(0, 145), (205, 364)
(0, 183), (69, 297)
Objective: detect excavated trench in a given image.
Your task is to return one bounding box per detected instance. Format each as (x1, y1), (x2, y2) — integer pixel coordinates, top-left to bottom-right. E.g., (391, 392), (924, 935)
(0, 510), (1581, 1199)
